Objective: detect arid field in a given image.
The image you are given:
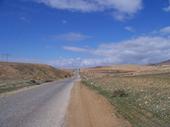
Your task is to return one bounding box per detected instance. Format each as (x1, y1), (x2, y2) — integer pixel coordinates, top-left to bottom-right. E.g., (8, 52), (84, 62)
(81, 64), (170, 127)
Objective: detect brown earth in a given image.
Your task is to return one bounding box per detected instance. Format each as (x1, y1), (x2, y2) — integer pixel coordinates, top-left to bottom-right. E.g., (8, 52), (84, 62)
(81, 64), (170, 78)
(0, 62), (71, 81)
(66, 81), (131, 127)
(0, 62), (72, 93)
(82, 64), (158, 73)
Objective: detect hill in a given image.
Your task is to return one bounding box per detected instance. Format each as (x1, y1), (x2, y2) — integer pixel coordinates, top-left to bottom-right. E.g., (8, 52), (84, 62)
(0, 62), (72, 93)
(157, 59), (170, 65)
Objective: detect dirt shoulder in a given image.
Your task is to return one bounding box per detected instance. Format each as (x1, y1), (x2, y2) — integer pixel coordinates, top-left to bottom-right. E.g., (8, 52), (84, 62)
(66, 81), (131, 127)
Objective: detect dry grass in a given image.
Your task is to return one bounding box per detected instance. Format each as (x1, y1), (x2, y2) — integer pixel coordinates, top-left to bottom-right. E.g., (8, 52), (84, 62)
(81, 65), (170, 127)
(0, 62), (72, 93)
(0, 62), (71, 80)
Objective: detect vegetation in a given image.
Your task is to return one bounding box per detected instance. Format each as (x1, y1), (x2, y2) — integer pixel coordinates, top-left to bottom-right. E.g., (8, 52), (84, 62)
(0, 80), (40, 93)
(81, 70), (170, 127)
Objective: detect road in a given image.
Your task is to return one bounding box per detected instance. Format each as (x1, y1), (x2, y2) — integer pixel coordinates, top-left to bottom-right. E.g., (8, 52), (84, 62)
(0, 78), (76, 127)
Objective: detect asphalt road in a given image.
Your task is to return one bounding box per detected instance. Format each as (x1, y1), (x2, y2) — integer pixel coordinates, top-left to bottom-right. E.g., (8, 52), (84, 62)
(0, 78), (76, 127)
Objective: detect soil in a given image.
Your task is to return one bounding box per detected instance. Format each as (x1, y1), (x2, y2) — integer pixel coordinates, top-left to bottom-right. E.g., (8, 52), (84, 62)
(66, 81), (131, 127)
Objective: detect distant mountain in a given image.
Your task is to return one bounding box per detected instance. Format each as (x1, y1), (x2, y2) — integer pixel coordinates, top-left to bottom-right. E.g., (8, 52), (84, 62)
(158, 59), (170, 65)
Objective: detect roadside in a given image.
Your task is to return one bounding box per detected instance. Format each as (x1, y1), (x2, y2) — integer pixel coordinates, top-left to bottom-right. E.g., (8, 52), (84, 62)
(0, 77), (75, 97)
(81, 68), (170, 127)
(66, 81), (131, 127)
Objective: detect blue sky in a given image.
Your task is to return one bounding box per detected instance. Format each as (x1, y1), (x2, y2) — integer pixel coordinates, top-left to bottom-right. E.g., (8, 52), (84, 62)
(0, 0), (170, 67)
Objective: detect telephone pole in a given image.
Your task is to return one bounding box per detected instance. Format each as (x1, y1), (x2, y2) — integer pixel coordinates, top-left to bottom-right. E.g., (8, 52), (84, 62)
(1, 53), (11, 62)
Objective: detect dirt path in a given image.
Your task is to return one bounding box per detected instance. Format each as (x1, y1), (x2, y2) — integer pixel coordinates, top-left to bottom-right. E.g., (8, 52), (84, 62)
(66, 81), (131, 127)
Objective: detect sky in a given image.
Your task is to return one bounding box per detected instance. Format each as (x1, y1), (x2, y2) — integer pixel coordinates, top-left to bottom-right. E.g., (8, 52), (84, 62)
(0, 0), (170, 67)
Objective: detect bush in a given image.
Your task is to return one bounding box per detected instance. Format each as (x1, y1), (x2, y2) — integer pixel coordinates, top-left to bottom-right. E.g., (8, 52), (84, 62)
(112, 89), (128, 97)
(44, 79), (53, 83)
(29, 80), (40, 85)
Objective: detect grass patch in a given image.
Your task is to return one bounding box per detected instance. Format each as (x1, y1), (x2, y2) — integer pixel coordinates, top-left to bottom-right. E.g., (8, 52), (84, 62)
(0, 80), (33, 93)
(81, 73), (170, 127)
(0, 79), (53, 94)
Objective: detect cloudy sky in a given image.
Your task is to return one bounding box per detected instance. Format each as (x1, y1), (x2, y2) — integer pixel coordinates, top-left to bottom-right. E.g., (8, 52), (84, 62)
(0, 0), (170, 67)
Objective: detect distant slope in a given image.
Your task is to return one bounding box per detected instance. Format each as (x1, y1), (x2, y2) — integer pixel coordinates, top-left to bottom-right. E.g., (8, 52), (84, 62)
(0, 62), (71, 81)
(157, 59), (170, 65)
(82, 64), (157, 74)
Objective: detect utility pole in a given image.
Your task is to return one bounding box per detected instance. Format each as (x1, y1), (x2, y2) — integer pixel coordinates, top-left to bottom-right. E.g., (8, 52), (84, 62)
(0, 54), (3, 61)
(1, 53), (11, 62)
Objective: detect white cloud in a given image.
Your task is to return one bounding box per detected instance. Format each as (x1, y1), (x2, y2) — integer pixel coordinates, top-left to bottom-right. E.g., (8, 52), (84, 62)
(53, 32), (91, 42)
(49, 57), (114, 68)
(63, 46), (88, 52)
(163, 0), (170, 12)
(33, 0), (143, 20)
(164, 6), (170, 12)
(124, 26), (135, 32)
(160, 26), (170, 34)
(61, 19), (67, 24)
(93, 36), (170, 64)
(51, 34), (170, 67)
(48, 26), (170, 67)
(20, 16), (30, 23)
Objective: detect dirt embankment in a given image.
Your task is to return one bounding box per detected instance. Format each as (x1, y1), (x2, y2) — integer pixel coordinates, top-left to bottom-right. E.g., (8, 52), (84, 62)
(66, 81), (131, 127)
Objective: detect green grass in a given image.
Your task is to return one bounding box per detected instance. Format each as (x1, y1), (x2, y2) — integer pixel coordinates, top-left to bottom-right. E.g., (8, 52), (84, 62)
(81, 73), (170, 127)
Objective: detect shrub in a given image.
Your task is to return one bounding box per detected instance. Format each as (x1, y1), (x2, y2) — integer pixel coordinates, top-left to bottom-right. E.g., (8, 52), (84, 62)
(112, 89), (128, 97)
(29, 80), (40, 85)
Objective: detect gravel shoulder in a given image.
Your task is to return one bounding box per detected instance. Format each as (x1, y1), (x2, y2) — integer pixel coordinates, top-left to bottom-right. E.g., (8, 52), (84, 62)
(66, 81), (131, 127)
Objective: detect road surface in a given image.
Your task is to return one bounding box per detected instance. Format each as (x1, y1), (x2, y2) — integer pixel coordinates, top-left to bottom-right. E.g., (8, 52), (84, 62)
(0, 78), (76, 127)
